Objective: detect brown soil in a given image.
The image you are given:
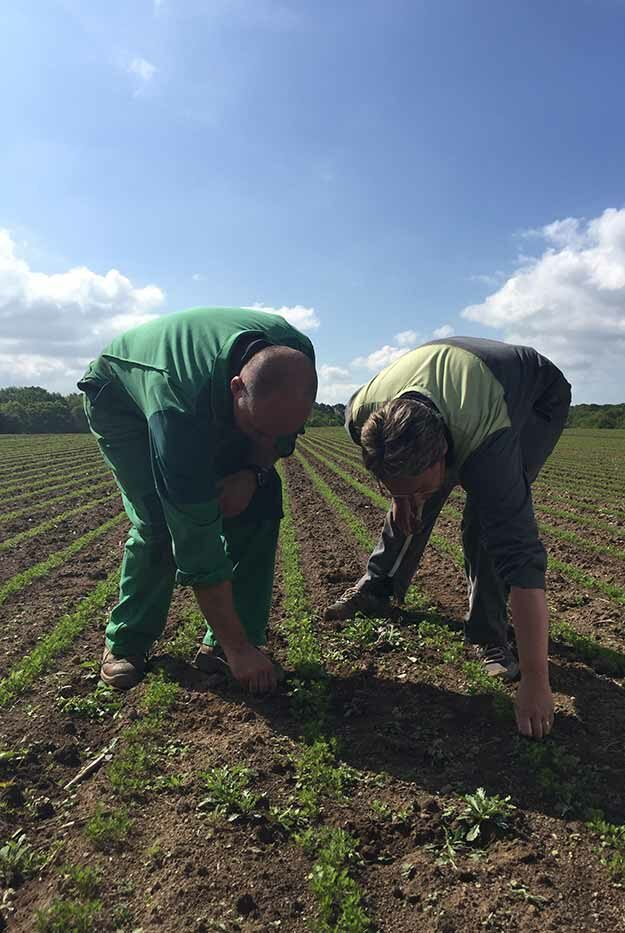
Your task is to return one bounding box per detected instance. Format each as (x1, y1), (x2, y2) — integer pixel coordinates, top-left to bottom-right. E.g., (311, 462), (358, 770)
(1, 433), (624, 931)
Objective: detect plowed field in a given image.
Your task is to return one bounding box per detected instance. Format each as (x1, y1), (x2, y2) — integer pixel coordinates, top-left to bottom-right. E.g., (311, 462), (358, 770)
(1, 428), (624, 932)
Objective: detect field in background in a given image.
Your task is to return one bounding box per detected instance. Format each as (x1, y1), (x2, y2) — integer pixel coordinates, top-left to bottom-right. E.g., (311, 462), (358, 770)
(1, 428), (624, 931)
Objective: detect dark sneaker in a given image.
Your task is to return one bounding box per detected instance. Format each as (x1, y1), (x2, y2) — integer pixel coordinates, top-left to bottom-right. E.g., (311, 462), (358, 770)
(324, 586), (391, 622)
(100, 646), (146, 690)
(478, 643), (520, 682)
(193, 645), (286, 684)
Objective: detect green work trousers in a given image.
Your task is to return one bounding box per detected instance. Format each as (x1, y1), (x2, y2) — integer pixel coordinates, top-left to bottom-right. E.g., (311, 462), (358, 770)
(83, 379), (280, 658)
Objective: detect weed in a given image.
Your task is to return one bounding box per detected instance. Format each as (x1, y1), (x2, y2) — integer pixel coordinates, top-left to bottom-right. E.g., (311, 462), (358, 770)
(268, 801), (310, 835)
(58, 683), (123, 720)
(35, 898), (101, 932)
(588, 816), (625, 882)
(306, 828), (370, 932)
(508, 879), (549, 908)
(166, 612), (200, 662)
(295, 739), (355, 817)
(417, 622), (464, 663)
(0, 832), (44, 887)
(454, 787), (516, 843)
(142, 670), (180, 716)
(198, 765), (260, 819)
(58, 864), (102, 899)
(514, 739), (596, 817)
(84, 805), (131, 850)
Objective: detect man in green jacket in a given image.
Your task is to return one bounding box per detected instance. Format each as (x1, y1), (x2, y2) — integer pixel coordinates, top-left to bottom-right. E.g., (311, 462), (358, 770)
(79, 307), (317, 693)
(325, 337), (571, 740)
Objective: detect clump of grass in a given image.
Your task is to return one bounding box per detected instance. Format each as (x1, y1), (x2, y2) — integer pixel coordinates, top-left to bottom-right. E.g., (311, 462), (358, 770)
(58, 864), (102, 899)
(514, 739), (597, 817)
(303, 827), (370, 932)
(295, 738), (356, 817)
(417, 621), (464, 663)
(463, 660), (514, 720)
(588, 816), (625, 882)
(0, 832), (44, 887)
(428, 788), (517, 869)
(108, 738), (155, 798)
(35, 898), (101, 932)
(197, 765), (260, 819)
(58, 683), (123, 720)
(84, 806), (131, 850)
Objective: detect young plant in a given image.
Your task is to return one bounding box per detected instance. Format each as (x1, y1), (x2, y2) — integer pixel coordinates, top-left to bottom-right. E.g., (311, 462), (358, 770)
(35, 898), (102, 932)
(455, 787), (517, 843)
(84, 806), (132, 850)
(0, 832), (44, 887)
(197, 765), (260, 819)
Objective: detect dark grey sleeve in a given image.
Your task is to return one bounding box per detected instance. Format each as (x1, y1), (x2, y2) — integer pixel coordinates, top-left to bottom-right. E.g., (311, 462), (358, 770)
(460, 428), (547, 589)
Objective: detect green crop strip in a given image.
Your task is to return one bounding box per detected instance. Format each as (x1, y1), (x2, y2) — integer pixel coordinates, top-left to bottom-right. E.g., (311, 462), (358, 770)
(0, 457), (108, 500)
(0, 477), (115, 528)
(0, 493), (119, 552)
(276, 461), (370, 930)
(295, 451), (375, 552)
(0, 569), (120, 708)
(0, 455), (103, 497)
(1, 465), (110, 510)
(0, 449), (101, 487)
(0, 511), (126, 608)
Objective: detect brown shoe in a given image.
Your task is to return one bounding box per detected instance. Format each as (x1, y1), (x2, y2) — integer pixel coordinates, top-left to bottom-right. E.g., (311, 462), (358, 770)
(324, 585), (391, 621)
(100, 646), (146, 690)
(193, 645), (286, 683)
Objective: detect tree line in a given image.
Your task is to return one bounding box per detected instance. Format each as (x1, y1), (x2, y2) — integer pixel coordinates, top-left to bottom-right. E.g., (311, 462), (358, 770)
(0, 386), (623, 434)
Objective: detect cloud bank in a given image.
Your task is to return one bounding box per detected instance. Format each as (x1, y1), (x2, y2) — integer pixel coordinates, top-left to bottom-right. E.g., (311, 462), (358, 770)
(0, 230), (165, 392)
(462, 207), (625, 401)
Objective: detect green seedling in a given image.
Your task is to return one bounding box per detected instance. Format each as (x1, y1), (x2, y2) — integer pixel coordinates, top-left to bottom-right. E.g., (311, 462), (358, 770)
(295, 739), (356, 817)
(268, 801), (310, 836)
(35, 898), (102, 932)
(84, 806), (131, 850)
(588, 816), (625, 882)
(58, 864), (102, 899)
(307, 828), (370, 933)
(509, 879), (549, 908)
(59, 683), (123, 720)
(0, 832), (44, 887)
(454, 787), (517, 843)
(198, 765), (260, 819)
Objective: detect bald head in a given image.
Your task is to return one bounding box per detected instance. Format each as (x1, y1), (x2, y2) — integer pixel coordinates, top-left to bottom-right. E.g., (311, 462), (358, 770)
(242, 345), (317, 404)
(231, 345), (318, 452)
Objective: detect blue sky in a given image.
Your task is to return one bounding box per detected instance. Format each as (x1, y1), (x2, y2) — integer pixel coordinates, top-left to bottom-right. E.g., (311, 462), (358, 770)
(2, 0), (625, 402)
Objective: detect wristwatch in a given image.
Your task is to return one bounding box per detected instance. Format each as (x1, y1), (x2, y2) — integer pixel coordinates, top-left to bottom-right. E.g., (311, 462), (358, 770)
(249, 465), (272, 488)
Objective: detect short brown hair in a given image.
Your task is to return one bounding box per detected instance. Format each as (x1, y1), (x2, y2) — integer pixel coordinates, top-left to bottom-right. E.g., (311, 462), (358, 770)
(360, 398), (446, 479)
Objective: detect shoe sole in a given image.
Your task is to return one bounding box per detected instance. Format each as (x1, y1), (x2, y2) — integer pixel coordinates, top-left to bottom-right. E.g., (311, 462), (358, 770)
(100, 668), (143, 690)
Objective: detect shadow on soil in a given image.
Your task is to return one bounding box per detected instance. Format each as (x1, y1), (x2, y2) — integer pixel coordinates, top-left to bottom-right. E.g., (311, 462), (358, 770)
(152, 649), (625, 827)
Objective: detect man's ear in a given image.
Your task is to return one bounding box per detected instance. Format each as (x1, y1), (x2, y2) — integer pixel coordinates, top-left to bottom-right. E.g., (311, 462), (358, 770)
(230, 375), (245, 399)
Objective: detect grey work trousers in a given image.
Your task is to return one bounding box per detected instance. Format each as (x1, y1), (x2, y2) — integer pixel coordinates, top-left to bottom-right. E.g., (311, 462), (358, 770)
(355, 382), (570, 647)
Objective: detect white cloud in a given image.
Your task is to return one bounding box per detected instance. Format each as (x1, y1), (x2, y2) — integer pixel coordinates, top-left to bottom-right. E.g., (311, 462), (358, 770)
(246, 302), (320, 332)
(352, 344), (412, 371)
(319, 364), (350, 381)
(0, 229), (165, 392)
(192, 273), (204, 282)
(432, 324), (454, 338)
(461, 207), (625, 401)
(128, 57), (157, 84)
(395, 329), (419, 347)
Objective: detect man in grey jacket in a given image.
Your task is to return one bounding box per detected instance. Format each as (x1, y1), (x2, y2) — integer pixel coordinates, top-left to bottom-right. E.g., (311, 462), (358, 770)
(325, 337), (571, 740)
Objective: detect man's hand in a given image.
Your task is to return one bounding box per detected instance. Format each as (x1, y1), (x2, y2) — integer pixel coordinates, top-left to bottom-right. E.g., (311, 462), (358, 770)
(392, 496), (423, 536)
(219, 469), (256, 518)
(225, 643), (278, 693)
(514, 675), (555, 739)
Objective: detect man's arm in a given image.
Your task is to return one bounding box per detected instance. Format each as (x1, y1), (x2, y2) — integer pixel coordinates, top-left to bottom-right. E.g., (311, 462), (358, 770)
(510, 587), (553, 739)
(193, 581), (277, 692)
(460, 429), (553, 738)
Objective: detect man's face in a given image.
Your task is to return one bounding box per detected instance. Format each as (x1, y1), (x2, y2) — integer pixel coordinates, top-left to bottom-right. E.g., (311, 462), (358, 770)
(231, 377), (311, 453)
(381, 457), (447, 530)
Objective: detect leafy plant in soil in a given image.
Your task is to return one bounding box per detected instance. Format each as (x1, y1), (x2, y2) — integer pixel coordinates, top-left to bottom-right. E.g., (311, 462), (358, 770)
(35, 897), (102, 932)
(295, 738), (356, 817)
(84, 806), (132, 851)
(58, 683), (123, 720)
(197, 765), (261, 820)
(454, 787), (517, 843)
(588, 816), (625, 881)
(304, 828), (370, 932)
(58, 864), (102, 899)
(0, 832), (44, 887)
